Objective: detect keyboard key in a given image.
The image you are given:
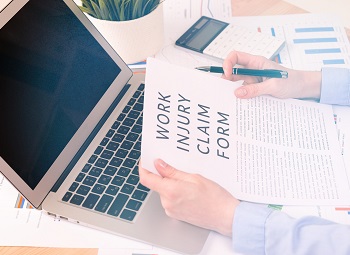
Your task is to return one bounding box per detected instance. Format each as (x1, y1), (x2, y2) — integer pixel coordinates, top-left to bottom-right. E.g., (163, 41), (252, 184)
(131, 124), (142, 134)
(111, 121), (121, 129)
(83, 176), (97, 186)
(88, 154), (98, 164)
(105, 129), (115, 138)
(107, 193), (128, 217)
(121, 183), (135, 194)
(137, 183), (150, 192)
(82, 193), (100, 209)
(75, 173), (85, 182)
(98, 174), (112, 185)
(115, 148), (128, 158)
(94, 146), (103, 155)
(92, 184), (106, 194)
(111, 175), (125, 186)
(106, 185), (119, 196)
(117, 167), (131, 177)
(70, 194), (84, 205)
(122, 105), (131, 113)
(110, 157), (123, 167)
(95, 194), (113, 213)
(128, 149), (140, 160)
(106, 141), (119, 151)
(127, 174), (139, 185)
(132, 189), (148, 201)
(89, 167), (103, 177)
(138, 83), (145, 90)
(132, 90), (141, 98)
(117, 125), (130, 135)
(100, 137), (109, 146)
(62, 192), (73, 202)
(120, 209), (136, 221)
(123, 158), (136, 168)
(121, 140), (133, 150)
(134, 141), (141, 151)
(127, 98), (136, 106)
(95, 158), (108, 168)
(122, 117), (135, 127)
(82, 163), (92, 173)
(112, 133), (124, 143)
(126, 132), (138, 142)
(126, 199), (142, 211)
(117, 113), (126, 121)
(104, 166), (117, 176)
(134, 103), (143, 111)
(69, 182), (79, 192)
(132, 165), (139, 175)
(128, 110), (140, 119)
(136, 116), (143, 125)
(101, 150), (114, 160)
(76, 185), (91, 196)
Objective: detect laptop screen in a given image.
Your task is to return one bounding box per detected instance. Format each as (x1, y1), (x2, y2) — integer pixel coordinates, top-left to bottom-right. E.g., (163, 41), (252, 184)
(0, 0), (121, 189)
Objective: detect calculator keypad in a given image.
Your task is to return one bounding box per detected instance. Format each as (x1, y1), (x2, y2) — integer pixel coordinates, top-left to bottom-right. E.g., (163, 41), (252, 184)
(203, 24), (285, 60)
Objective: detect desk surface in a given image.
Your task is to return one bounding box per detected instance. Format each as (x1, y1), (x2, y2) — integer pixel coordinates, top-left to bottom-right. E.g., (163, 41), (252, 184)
(1, 0), (349, 254)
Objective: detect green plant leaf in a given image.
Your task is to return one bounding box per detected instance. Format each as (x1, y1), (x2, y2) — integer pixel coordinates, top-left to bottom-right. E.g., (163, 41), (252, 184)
(79, 6), (97, 18)
(98, 0), (111, 20)
(91, 1), (103, 19)
(80, 0), (161, 21)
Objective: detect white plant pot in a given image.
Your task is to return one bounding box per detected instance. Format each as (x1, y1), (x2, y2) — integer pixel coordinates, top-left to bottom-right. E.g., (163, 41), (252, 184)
(86, 3), (164, 64)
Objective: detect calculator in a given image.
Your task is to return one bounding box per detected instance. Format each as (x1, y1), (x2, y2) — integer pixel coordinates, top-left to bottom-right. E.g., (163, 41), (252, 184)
(175, 16), (285, 60)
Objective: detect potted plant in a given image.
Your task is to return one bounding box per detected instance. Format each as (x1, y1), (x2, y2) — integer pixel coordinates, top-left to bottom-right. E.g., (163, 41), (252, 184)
(78, 0), (164, 64)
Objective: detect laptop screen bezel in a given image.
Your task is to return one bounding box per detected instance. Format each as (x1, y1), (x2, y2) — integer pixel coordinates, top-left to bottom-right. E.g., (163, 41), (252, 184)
(0, 0), (133, 208)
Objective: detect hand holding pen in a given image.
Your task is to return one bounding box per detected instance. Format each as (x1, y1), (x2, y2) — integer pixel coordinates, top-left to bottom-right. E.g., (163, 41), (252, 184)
(216, 51), (322, 100)
(196, 66), (288, 79)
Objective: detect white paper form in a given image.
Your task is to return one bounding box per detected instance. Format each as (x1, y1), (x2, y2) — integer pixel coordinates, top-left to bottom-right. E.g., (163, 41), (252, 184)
(154, 0), (232, 68)
(141, 58), (350, 206)
(280, 106), (350, 224)
(225, 13), (350, 70)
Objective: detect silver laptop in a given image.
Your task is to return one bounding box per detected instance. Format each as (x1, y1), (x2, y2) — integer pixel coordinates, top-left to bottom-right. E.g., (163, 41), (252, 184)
(0, 0), (210, 253)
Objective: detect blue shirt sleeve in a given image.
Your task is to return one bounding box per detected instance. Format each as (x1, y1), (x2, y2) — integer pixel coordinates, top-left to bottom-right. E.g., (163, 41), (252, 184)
(320, 67), (350, 106)
(232, 202), (350, 255)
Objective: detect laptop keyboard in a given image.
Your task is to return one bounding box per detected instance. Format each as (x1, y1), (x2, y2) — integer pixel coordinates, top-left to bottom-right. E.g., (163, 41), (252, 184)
(61, 83), (150, 222)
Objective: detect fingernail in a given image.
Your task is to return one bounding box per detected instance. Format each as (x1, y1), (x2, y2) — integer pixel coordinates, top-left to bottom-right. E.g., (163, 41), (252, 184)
(235, 88), (247, 97)
(156, 159), (168, 168)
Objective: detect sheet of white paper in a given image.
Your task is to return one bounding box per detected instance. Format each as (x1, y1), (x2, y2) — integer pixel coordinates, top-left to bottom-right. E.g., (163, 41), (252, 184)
(225, 14), (350, 70)
(141, 57), (350, 206)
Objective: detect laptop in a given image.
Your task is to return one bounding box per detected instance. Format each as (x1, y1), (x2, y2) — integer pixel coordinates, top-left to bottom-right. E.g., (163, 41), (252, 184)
(0, 0), (210, 253)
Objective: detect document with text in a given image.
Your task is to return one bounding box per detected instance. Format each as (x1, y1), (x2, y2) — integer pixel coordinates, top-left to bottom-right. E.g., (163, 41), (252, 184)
(141, 58), (350, 205)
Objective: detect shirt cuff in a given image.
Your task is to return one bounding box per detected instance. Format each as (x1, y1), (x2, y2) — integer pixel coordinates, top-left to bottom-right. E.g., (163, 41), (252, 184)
(231, 202), (274, 255)
(320, 67), (350, 106)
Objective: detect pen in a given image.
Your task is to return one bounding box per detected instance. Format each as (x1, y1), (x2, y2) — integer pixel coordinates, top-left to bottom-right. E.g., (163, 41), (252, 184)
(195, 66), (288, 79)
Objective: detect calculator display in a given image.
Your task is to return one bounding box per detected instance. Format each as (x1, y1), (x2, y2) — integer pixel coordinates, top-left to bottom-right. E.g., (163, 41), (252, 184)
(175, 16), (228, 52)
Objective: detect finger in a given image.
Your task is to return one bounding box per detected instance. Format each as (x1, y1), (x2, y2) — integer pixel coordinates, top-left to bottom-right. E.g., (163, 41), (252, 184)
(234, 80), (274, 99)
(138, 162), (165, 193)
(154, 159), (191, 181)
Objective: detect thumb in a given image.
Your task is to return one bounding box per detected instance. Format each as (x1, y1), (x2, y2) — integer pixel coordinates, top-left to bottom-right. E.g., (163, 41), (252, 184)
(154, 159), (189, 180)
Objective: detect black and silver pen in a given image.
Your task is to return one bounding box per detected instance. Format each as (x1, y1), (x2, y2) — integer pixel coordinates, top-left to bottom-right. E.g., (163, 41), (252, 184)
(195, 66), (288, 79)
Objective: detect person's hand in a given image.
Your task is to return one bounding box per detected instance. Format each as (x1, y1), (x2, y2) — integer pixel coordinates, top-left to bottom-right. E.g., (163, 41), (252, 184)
(139, 159), (240, 237)
(222, 51), (322, 100)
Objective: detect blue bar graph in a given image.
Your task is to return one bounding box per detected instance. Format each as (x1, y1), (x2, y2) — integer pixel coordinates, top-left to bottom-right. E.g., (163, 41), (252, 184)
(293, 38), (337, 44)
(323, 59), (345, 65)
(295, 27), (334, 33)
(305, 48), (341, 54)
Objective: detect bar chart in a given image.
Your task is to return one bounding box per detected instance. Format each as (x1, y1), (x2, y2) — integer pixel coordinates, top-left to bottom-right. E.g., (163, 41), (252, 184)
(236, 13), (350, 70)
